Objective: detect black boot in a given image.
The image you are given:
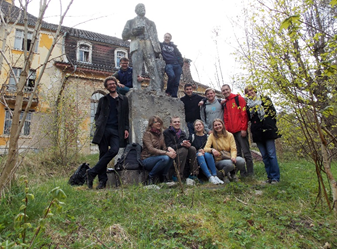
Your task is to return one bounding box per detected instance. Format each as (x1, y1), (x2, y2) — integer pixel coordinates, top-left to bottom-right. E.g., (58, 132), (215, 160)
(96, 181), (106, 190)
(87, 169), (94, 189)
(146, 176), (154, 185)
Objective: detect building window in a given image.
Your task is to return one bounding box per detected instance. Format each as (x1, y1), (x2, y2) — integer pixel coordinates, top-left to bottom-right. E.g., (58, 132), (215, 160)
(114, 48), (127, 68)
(4, 110), (32, 136)
(14, 29), (38, 52)
(90, 92), (104, 138)
(77, 41), (92, 63)
(8, 68), (36, 92)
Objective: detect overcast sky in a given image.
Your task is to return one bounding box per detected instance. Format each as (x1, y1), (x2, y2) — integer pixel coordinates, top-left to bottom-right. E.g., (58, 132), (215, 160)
(26, 0), (246, 91)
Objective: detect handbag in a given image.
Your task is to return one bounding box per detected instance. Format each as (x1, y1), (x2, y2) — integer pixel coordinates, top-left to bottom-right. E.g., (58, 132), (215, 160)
(220, 150), (231, 160)
(214, 138), (231, 160)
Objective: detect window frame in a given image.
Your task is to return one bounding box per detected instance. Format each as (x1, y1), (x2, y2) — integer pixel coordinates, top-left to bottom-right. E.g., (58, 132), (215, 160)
(114, 48), (128, 68)
(4, 110), (33, 136)
(14, 29), (39, 52)
(77, 41), (92, 64)
(8, 68), (36, 92)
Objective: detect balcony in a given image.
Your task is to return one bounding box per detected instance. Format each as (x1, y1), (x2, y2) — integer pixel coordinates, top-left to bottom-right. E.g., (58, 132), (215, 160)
(0, 84), (39, 107)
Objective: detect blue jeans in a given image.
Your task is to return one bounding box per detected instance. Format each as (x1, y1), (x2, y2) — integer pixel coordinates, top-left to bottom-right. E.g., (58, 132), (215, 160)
(141, 155), (173, 178)
(187, 122), (195, 138)
(165, 64), (182, 97)
(197, 152), (217, 178)
(257, 140), (280, 181)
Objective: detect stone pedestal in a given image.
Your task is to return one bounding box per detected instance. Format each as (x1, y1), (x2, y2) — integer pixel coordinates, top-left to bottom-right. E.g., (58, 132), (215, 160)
(127, 89), (187, 144)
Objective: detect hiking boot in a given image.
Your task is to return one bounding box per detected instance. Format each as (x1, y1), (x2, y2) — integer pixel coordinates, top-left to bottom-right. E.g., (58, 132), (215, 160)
(223, 176), (230, 184)
(162, 175), (171, 183)
(96, 181), (106, 190)
(264, 179), (272, 184)
(209, 176), (218, 185)
(147, 176), (154, 185)
(87, 169), (94, 189)
(232, 175), (239, 182)
(271, 180), (279, 185)
(226, 172), (232, 181)
(214, 176), (224, 184)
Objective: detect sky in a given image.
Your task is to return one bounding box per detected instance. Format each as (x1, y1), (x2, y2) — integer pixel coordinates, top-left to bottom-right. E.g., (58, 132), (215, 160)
(25, 0), (246, 91)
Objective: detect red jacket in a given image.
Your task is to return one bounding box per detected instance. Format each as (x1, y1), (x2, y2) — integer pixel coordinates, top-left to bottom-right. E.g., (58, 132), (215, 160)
(223, 93), (248, 133)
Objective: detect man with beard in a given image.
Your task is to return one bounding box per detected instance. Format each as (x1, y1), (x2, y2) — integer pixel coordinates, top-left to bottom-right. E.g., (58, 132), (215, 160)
(87, 76), (129, 189)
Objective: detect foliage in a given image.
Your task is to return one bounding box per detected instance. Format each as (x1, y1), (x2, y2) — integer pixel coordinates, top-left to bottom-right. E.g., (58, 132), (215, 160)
(0, 159), (336, 248)
(233, 0), (337, 211)
(0, 176), (66, 248)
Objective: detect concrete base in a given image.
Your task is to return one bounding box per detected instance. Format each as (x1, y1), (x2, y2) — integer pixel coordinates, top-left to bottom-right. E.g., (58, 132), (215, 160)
(127, 89), (187, 144)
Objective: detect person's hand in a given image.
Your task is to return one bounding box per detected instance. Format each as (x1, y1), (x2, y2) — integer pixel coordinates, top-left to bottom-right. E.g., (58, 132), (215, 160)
(166, 150), (176, 159)
(208, 130), (212, 135)
(198, 100), (204, 106)
(212, 149), (220, 157)
(137, 75), (144, 82)
(124, 130), (129, 139)
(198, 149), (205, 156)
(118, 83), (125, 88)
(167, 147), (175, 153)
(241, 130), (247, 137)
(231, 157), (236, 164)
(221, 99), (226, 105)
(181, 140), (191, 148)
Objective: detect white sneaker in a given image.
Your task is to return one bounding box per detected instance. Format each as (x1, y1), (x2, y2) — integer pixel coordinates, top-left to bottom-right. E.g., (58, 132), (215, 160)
(209, 176), (218, 185)
(214, 176), (224, 184)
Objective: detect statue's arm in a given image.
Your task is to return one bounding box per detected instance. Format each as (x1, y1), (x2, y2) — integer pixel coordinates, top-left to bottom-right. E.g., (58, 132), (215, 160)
(122, 20), (133, 41)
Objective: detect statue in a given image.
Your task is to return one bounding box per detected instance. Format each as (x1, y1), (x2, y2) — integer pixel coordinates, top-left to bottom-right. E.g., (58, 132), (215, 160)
(122, 3), (165, 94)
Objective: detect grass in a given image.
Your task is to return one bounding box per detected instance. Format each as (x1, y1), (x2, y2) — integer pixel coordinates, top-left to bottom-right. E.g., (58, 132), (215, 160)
(0, 158), (337, 248)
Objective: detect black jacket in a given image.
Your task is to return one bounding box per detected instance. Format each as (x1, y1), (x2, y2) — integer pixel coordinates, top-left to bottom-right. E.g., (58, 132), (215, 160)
(180, 93), (203, 123)
(92, 94), (129, 147)
(160, 42), (183, 67)
(163, 128), (188, 151)
(249, 96), (280, 143)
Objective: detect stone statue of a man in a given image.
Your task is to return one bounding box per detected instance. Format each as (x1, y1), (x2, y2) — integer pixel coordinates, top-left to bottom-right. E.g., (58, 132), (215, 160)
(122, 3), (164, 93)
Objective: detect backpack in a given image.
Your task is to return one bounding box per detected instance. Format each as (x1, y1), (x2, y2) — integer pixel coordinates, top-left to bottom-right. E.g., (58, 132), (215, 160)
(114, 143), (143, 171)
(68, 163), (90, 186)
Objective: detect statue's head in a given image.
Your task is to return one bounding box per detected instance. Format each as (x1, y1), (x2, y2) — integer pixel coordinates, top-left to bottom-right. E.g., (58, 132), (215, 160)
(135, 3), (146, 17)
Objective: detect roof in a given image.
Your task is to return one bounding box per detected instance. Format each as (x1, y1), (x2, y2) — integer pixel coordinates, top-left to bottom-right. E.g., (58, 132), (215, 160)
(0, 1), (128, 46)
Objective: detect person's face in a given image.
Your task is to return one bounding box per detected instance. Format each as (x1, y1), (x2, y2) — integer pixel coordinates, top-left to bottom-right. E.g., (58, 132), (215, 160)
(213, 121), (223, 133)
(246, 89), (256, 99)
(206, 90), (215, 102)
(171, 118), (181, 130)
(164, 34), (172, 43)
(221, 86), (231, 98)
(135, 4), (146, 17)
(184, 86), (193, 97)
(120, 60), (129, 71)
(106, 80), (117, 93)
(194, 121), (204, 133)
(152, 119), (162, 130)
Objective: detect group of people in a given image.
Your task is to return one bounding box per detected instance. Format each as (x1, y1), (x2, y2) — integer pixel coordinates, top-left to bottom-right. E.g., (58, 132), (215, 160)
(86, 3), (281, 189)
(86, 76), (281, 189)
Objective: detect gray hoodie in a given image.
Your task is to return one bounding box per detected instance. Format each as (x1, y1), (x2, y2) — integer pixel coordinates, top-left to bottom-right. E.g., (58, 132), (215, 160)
(200, 98), (224, 133)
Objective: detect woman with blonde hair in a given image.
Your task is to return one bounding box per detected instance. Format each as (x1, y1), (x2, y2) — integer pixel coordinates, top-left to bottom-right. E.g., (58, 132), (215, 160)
(141, 116), (176, 184)
(191, 119), (223, 184)
(204, 118), (246, 182)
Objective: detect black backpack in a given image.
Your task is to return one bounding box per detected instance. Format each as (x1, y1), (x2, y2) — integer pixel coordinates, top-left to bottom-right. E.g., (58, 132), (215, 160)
(68, 163), (90, 186)
(114, 143), (143, 171)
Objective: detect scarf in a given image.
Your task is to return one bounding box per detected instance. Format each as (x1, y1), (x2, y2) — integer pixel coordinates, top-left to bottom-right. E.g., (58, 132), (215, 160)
(150, 127), (161, 136)
(246, 94), (265, 121)
(169, 126), (182, 139)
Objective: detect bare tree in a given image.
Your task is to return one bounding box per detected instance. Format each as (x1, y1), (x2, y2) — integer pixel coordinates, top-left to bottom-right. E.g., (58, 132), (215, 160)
(0, 0), (74, 196)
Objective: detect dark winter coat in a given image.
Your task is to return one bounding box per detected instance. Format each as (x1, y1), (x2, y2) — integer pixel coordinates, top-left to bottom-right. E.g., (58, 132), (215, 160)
(163, 128), (188, 151)
(248, 96), (280, 143)
(92, 94), (129, 147)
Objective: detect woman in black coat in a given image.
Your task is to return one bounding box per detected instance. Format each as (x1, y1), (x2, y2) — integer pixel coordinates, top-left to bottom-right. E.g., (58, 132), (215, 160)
(245, 85), (281, 184)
